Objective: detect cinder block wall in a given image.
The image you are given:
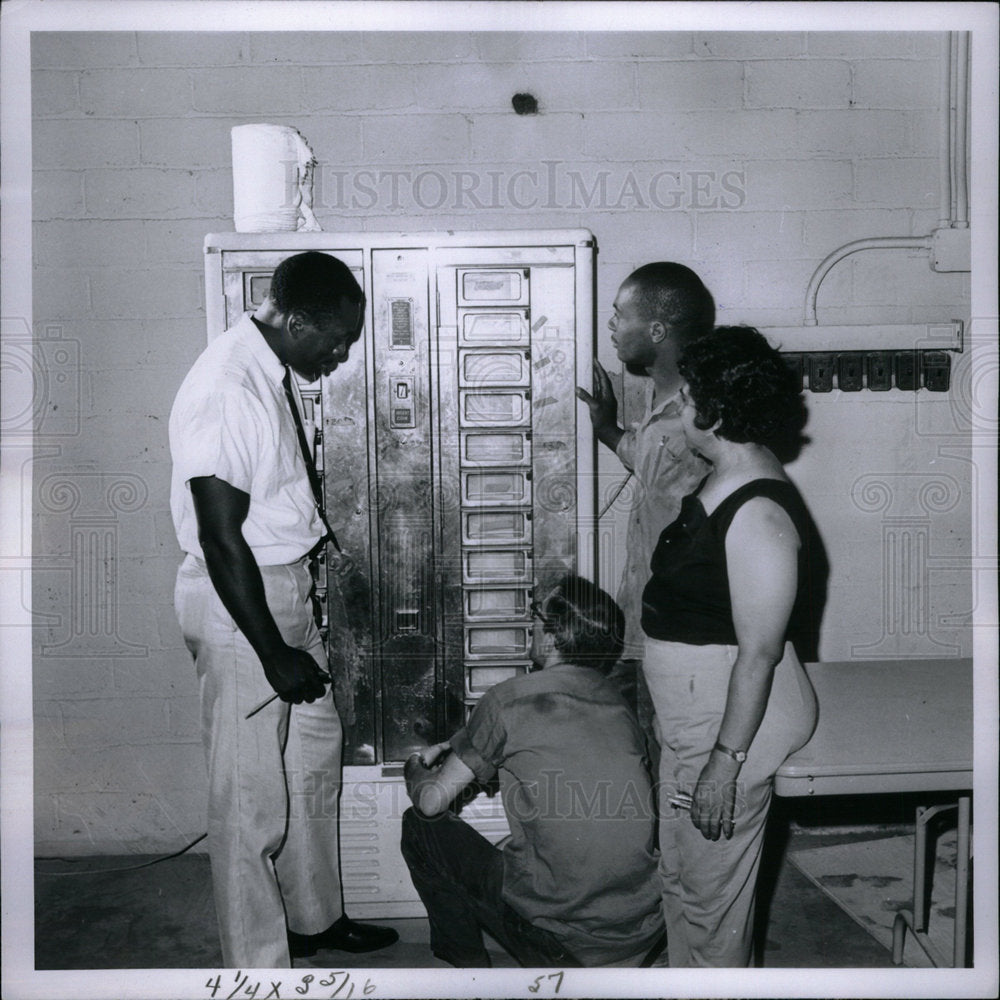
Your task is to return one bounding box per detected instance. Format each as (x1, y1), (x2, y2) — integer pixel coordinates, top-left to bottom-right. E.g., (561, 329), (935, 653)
(30, 31), (972, 853)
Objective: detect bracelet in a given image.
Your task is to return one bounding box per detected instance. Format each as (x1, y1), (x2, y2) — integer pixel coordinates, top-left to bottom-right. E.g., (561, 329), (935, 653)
(712, 741), (747, 763)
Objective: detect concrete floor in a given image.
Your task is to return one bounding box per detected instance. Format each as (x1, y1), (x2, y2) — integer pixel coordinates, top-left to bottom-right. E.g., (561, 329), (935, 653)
(33, 795), (934, 971)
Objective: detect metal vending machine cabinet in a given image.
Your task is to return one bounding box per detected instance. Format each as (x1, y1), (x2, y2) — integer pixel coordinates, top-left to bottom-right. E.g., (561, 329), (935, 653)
(204, 230), (596, 915)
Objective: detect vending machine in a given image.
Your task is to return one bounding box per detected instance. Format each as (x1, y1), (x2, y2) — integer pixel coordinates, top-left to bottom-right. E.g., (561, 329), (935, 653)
(204, 230), (596, 914)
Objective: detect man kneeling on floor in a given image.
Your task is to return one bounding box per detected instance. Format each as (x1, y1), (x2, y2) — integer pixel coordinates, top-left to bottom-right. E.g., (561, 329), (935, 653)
(401, 574), (665, 968)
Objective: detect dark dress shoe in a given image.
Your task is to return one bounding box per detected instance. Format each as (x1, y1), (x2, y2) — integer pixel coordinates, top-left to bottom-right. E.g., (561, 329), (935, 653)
(288, 915), (399, 958)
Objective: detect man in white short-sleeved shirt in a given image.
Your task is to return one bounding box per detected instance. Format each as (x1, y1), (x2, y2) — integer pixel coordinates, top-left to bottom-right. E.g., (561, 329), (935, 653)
(170, 251), (397, 968)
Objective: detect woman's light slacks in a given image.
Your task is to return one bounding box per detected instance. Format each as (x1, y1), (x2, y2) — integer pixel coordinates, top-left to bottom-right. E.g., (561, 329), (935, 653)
(643, 638), (817, 967)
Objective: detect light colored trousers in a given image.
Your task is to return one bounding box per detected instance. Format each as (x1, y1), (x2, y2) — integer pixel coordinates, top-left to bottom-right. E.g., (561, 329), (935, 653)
(175, 553), (344, 968)
(642, 638), (817, 967)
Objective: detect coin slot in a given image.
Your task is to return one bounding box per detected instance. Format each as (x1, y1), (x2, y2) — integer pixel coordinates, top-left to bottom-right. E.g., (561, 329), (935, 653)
(389, 376), (415, 428)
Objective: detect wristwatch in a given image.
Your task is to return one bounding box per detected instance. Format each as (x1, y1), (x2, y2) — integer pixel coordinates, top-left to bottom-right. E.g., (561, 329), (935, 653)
(713, 741), (747, 763)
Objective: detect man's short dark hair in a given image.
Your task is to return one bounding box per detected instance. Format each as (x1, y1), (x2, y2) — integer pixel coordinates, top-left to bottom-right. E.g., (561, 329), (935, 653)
(539, 574), (625, 676)
(679, 325), (803, 446)
(269, 251), (363, 320)
(625, 262), (715, 349)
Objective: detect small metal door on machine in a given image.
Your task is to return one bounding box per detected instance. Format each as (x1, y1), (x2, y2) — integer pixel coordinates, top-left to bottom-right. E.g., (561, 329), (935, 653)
(457, 268), (531, 307)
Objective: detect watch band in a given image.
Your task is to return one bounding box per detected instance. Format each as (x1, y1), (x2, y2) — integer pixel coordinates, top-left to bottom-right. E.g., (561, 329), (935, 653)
(713, 741), (747, 763)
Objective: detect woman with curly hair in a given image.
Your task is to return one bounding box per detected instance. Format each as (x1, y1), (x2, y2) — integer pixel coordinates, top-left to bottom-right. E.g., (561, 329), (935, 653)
(640, 326), (819, 967)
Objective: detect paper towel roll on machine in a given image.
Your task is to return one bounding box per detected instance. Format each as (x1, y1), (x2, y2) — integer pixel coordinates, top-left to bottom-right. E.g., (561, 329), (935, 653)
(231, 123), (321, 233)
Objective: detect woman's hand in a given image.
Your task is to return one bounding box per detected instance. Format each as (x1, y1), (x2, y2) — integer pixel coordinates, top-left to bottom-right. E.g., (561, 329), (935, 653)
(690, 752), (741, 841)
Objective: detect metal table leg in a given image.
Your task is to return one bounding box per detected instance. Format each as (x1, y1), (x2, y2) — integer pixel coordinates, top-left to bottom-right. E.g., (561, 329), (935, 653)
(892, 794), (971, 968)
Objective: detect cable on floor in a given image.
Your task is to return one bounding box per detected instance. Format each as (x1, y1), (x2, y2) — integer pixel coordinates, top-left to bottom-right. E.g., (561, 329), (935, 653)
(34, 832), (207, 876)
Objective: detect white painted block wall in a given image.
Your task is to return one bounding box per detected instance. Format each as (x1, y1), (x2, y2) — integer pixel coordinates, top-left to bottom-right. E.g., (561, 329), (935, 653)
(29, 30), (972, 853)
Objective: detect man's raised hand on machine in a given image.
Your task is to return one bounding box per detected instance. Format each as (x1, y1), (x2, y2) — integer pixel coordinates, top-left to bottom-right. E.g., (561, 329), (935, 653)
(576, 359), (624, 452)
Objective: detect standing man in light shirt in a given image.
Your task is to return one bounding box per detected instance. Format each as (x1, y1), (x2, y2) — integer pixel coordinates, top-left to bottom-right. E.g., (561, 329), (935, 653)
(170, 251), (397, 968)
(576, 263), (715, 760)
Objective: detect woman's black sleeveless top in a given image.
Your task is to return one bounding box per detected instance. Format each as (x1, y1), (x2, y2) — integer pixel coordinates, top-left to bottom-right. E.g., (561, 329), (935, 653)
(641, 478), (815, 647)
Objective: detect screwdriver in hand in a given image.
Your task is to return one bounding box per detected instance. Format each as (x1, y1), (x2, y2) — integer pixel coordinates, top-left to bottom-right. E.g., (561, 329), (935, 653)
(245, 672), (331, 720)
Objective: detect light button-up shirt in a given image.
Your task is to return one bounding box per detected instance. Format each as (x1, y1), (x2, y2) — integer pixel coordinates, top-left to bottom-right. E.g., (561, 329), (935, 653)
(169, 313), (323, 565)
(614, 385), (708, 657)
